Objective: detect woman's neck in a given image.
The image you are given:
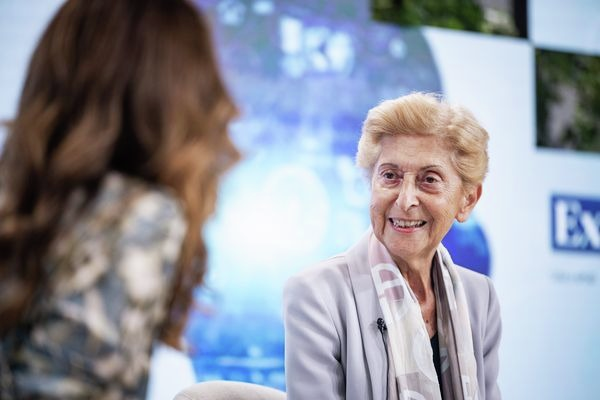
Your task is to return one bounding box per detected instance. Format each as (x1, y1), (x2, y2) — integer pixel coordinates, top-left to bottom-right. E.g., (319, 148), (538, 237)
(393, 255), (435, 301)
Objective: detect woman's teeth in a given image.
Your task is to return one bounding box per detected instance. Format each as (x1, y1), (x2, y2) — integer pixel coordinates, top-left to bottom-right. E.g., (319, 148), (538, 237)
(390, 218), (426, 228)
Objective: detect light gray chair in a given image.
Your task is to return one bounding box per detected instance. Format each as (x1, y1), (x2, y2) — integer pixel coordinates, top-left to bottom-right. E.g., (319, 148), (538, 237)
(173, 380), (286, 400)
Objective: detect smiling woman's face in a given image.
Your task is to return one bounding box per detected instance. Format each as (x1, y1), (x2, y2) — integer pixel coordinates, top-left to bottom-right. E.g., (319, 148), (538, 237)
(369, 134), (481, 267)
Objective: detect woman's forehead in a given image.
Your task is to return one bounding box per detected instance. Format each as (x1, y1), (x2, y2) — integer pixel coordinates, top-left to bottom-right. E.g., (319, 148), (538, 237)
(376, 135), (453, 166)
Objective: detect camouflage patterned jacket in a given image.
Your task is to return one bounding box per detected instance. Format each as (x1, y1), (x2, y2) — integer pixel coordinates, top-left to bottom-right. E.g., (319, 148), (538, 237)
(0, 172), (186, 399)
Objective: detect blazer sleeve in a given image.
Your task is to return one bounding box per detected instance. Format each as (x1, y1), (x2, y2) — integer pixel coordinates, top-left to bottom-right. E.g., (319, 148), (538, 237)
(283, 273), (345, 400)
(483, 277), (502, 400)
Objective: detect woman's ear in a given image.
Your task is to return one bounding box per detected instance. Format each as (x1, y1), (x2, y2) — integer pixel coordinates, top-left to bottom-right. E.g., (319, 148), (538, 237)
(456, 184), (482, 223)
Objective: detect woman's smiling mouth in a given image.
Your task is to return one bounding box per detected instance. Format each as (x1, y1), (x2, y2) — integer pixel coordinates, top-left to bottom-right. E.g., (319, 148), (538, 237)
(389, 218), (427, 229)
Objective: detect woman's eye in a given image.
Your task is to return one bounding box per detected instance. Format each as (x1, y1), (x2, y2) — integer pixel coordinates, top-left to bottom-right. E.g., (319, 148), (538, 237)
(382, 171), (397, 180)
(423, 175), (439, 184)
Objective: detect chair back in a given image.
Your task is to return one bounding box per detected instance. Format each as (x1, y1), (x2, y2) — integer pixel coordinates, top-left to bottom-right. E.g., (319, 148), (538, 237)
(173, 380), (286, 400)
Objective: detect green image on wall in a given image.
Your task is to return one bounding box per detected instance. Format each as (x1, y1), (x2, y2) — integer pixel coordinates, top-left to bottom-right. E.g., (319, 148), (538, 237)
(536, 48), (600, 153)
(371, 0), (522, 37)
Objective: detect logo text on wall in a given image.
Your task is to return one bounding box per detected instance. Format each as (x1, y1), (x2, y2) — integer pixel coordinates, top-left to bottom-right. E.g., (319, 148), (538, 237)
(552, 194), (600, 253)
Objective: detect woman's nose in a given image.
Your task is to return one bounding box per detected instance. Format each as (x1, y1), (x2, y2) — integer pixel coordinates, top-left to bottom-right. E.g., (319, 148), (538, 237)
(394, 179), (419, 211)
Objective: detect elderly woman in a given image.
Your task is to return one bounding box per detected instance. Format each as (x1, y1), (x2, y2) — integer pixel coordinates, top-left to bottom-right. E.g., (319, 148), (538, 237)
(283, 92), (501, 400)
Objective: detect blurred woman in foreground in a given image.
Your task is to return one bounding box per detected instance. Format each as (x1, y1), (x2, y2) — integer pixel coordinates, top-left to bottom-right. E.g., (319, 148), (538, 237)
(0, 0), (238, 398)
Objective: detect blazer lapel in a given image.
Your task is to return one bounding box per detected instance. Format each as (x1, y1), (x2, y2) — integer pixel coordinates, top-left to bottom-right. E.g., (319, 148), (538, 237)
(345, 230), (387, 400)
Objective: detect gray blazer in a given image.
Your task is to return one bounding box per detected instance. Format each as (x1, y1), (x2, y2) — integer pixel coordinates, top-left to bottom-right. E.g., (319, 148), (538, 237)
(283, 232), (501, 400)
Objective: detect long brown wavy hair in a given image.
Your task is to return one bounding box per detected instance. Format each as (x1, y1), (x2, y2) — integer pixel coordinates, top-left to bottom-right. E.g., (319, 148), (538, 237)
(0, 0), (239, 347)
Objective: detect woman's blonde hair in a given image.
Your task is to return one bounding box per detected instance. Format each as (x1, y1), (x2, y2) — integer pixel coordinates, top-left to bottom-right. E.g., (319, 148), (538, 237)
(0, 0), (239, 346)
(356, 92), (489, 188)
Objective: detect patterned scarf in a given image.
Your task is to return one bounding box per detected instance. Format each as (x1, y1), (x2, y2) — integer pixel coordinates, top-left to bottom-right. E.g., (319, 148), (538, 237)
(369, 233), (479, 400)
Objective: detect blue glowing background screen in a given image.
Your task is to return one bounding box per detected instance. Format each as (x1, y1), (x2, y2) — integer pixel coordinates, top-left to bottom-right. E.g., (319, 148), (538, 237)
(186, 0), (488, 390)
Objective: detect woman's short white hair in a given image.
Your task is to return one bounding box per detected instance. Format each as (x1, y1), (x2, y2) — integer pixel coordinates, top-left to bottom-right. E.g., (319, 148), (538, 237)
(356, 92), (489, 188)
